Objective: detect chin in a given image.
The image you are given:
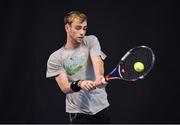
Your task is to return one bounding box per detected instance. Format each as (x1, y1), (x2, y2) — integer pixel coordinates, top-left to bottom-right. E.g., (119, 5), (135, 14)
(76, 39), (83, 43)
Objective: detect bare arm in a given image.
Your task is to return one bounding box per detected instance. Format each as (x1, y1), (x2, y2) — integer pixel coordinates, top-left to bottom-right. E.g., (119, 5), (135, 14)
(55, 73), (96, 94)
(55, 73), (73, 94)
(91, 56), (107, 87)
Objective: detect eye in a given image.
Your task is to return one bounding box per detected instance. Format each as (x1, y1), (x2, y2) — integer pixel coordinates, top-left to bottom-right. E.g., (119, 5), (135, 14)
(75, 26), (82, 30)
(83, 27), (87, 31)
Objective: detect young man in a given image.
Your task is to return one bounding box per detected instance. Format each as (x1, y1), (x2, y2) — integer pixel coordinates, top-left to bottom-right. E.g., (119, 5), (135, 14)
(46, 11), (110, 124)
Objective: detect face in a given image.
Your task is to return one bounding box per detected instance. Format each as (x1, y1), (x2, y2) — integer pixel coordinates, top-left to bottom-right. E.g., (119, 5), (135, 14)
(66, 18), (87, 44)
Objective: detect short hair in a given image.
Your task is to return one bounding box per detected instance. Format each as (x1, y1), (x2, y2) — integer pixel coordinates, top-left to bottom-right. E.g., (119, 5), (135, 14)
(64, 11), (87, 25)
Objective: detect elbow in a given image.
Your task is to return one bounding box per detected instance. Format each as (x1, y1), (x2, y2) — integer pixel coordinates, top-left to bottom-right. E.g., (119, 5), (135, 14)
(62, 90), (71, 94)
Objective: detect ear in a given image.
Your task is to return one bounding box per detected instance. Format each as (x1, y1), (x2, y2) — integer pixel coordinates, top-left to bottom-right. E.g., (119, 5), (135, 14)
(65, 24), (69, 32)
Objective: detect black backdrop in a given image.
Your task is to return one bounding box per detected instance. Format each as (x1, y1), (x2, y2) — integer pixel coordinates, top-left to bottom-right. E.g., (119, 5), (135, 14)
(1, 0), (179, 123)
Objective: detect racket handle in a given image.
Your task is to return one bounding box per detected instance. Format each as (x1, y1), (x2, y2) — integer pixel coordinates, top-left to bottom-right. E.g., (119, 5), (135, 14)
(105, 74), (120, 81)
(105, 74), (111, 81)
(96, 76), (108, 88)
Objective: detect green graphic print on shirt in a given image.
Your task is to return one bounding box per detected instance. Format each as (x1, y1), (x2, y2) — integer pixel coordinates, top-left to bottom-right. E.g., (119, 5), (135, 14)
(66, 51), (87, 75)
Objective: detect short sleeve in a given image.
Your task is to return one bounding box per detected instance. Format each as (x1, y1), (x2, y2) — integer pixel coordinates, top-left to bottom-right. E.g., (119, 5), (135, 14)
(87, 35), (107, 60)
(46, 52), (66, 78)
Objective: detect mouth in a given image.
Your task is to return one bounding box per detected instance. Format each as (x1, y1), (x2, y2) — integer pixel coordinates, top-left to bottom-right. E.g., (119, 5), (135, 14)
(77, 37), (84, 41)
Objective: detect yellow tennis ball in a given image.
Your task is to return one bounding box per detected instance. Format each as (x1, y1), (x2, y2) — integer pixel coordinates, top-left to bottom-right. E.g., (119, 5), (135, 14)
(134, 62), (144, 72)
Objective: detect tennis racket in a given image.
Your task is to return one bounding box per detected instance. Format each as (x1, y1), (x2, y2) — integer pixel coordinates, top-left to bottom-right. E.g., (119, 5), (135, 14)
(105, 45), (155, 82)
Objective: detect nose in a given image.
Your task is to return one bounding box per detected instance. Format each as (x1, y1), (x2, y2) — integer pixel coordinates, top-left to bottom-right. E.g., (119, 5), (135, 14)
(79, 29), (86, 36)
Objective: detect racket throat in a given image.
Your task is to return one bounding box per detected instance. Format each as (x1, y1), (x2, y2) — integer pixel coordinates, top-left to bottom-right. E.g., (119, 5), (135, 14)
(105, 75), (120, 81)
(105, 67), (121, 81)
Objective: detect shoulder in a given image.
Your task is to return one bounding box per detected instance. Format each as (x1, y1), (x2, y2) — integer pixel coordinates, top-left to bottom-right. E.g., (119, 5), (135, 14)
(48, 47), (64, 62)
(84, 35), (98, 42)
(83, 35), (99, 47)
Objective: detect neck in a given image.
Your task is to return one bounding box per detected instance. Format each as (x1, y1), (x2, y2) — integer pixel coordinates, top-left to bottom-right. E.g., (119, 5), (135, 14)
(65, 37), (80, 49)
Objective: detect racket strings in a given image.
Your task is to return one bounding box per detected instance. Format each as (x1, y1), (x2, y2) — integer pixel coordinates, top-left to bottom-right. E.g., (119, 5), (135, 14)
(119, 47), (154, 81)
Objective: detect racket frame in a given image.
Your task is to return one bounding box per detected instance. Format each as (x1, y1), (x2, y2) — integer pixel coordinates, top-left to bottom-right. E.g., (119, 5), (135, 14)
(105, 45), (155, 82)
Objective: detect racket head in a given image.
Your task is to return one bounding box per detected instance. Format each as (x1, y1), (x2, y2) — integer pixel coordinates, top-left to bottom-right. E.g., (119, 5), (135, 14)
(106, 45), (155, 81)
(119, 45), (155, 81)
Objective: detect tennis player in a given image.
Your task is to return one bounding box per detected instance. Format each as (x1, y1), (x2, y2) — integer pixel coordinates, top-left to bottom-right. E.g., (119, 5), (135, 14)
(46, 11), (110, 124)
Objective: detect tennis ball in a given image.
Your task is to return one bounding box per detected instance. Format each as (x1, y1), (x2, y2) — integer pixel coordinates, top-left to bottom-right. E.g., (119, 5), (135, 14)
(134, 62), (144, 72)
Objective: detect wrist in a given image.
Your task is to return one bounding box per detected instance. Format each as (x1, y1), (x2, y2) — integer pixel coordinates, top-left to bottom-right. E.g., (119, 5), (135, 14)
(77, 80), (83, 87)
(70, 80), (81, 92)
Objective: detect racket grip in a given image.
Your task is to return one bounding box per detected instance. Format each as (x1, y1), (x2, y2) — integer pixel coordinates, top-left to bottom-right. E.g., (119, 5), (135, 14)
(96, 76), (108, 88)
(105, 75), (110, 81)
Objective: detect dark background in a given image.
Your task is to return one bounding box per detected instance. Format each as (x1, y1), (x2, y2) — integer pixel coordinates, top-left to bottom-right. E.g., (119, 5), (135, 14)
(0, 0), (179, 123)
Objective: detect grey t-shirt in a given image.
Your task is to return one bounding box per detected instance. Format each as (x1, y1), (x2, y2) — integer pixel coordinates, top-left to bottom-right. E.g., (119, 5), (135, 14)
(46, 35), (109, 115)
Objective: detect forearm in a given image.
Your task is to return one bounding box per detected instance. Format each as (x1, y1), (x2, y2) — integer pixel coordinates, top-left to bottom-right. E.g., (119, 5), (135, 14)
(55, 74), (74, 94)
(92, 56), (105, 80)
(91, 56), (108, 88)
(55, 73), (96, 94)
(55, 77), (73, 94)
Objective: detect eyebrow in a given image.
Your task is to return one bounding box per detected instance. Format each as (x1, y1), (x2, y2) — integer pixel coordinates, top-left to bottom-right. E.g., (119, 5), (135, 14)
(75, 25), (87, 29)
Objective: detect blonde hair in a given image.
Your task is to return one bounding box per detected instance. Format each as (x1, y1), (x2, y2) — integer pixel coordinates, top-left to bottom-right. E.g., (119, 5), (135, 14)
(64, 11), (87, 25)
